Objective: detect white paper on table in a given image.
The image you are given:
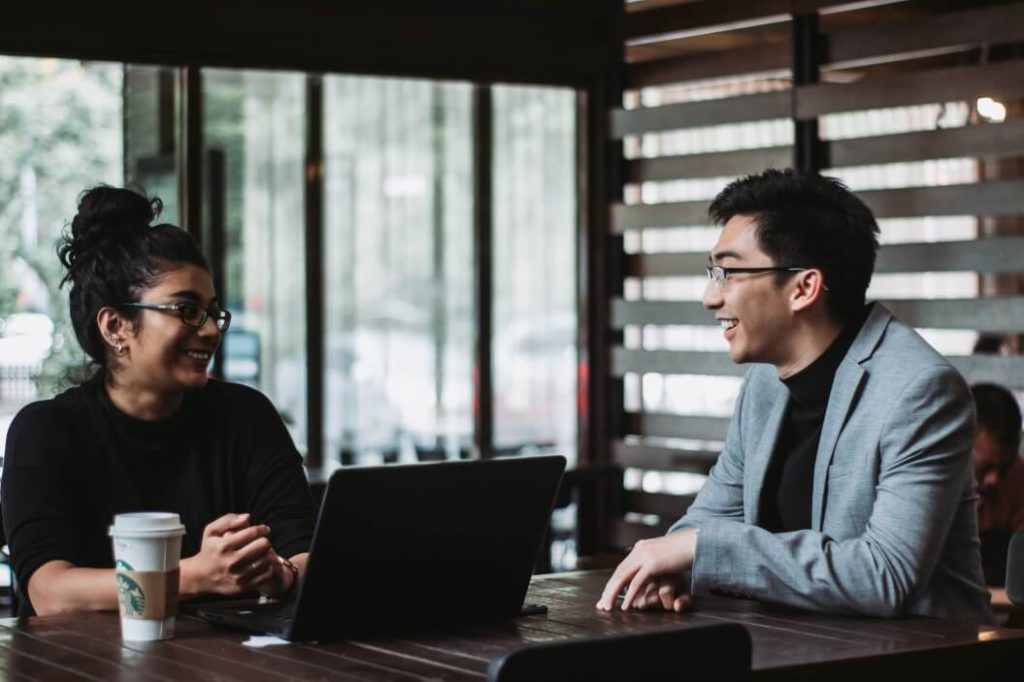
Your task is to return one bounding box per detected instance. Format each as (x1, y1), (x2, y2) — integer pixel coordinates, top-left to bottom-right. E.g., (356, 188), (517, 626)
(242, 635), (292, 648)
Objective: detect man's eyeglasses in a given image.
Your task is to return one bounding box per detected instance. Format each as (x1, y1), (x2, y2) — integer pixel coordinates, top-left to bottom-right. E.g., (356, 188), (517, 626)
(706, 264), (810, 289)
(121, 301), (232, 332)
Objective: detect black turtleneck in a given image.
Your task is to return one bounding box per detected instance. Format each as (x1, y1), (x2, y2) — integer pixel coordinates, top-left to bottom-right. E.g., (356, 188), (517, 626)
(759, 311), (866, 532)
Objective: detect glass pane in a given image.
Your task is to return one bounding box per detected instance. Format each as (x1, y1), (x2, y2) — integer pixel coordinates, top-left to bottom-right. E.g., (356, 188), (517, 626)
(492, 85), (577, 464)
(124, 65), (181, 224)
(0, 56), (123, 454)
(323, 76), (473, 465)
(203, 69), (307, 450)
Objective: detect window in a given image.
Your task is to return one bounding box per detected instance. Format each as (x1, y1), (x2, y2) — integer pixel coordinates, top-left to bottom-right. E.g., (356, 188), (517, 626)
(492, 85), (578, 464)
(323, 76), (474, 464)
(204, 69), (308, 450)
(0, 57), (124, 453)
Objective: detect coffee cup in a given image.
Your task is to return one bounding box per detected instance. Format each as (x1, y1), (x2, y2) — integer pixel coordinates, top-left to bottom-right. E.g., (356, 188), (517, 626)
(109, 512), (186, 641)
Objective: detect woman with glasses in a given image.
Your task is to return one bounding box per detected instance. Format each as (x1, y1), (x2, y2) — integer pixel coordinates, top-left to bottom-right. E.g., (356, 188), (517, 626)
(1, 186), (315, 616)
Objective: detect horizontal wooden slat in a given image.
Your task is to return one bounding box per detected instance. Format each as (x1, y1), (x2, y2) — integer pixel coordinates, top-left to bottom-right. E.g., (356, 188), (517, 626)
(627, 122), (1024, 184)
(626, 145), (793, 182)
(859, 180), (1024, 220)
(611, 90), (791, 138)
(624, 0), (866, 41)
(827, 121), (1024, 167)
(628, 412), (731, 440)
(611, 349), (1024, 390)
(627, 251), (707, 277)
(883, 299), (1024, 334)
(826, 2), (1024, 70)
(623, 0), (1021, 87)
(875, 238), (1024, 275)
(612, 199), (710, 232)
(624, 490), (695, 518)
(612, 298), (1024, 332)
(614, 518), (673, 547)
(614, 180), (1024, 231)
(948, 355), (1024, 390)
(612, 349), (745, 377)
(795, 60), (1024, 120)
(627, 237), (1024, 277)
(627, 42), (791, 87)
(613, 441), (720, 474)
(612, 299), (723, 326)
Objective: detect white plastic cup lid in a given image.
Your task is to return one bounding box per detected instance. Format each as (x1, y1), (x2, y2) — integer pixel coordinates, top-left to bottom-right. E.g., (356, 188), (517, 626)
(109, 512), (186, 537)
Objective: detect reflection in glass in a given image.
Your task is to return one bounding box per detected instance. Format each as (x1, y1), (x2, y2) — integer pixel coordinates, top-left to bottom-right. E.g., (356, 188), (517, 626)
(204, 69), (307, 449)
(0, 57), (123, 455)
(492, 85), (577, 464)
(323, 76), (473, 465)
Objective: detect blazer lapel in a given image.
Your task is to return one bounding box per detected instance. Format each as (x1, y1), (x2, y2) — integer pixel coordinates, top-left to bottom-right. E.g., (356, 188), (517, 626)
(810, 302), (892, 530)
(811, 361), (865, 530)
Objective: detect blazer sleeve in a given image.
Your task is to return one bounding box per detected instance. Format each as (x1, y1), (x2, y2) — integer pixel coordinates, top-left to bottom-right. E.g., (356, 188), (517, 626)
(667, 373), (750, 533)
(688, 364), (974, 616)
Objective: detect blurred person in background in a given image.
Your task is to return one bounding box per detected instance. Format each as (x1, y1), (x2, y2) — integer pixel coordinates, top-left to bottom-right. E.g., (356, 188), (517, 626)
(972, 383), (1024, 586)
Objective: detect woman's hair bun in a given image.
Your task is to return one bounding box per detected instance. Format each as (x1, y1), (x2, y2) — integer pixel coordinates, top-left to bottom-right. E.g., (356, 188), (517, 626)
(70, 184), (162, 241)
(59, 185), (163, 284)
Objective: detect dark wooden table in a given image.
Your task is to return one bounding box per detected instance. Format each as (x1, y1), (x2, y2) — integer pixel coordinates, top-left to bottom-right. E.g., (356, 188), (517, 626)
(1, 571), (1022, 680)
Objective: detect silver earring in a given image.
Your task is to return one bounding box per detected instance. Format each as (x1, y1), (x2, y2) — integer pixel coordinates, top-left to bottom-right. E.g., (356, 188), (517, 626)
(114, 342), (124, 356)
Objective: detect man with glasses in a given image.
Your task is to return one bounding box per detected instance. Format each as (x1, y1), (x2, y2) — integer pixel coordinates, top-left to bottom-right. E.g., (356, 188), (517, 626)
(972, 383), (1024, 586)
(598, 168), (991, 621)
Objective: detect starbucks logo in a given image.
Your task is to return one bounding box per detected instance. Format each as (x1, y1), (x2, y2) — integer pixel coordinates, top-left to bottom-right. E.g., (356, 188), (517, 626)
(115, 560), (145, 617)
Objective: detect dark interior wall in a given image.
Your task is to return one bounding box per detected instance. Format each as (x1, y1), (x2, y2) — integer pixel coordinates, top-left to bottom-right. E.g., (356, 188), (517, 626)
(2, 0), (622, 86)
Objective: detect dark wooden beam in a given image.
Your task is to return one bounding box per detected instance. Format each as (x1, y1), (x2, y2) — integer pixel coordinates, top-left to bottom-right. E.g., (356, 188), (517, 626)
(472, 85), (494, 459)
(304, 75), (325, 468)
(2, 0), (617, 87)
(177, 66), (202, 240)
(792, 13), (821, 172)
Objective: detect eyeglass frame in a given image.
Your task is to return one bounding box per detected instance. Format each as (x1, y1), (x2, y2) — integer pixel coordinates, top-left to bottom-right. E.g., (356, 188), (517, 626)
(705, 262), (817, 289)
(120, 301), (232, 332)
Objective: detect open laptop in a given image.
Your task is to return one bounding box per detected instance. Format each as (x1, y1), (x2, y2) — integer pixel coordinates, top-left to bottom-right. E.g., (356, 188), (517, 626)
(194, 455), (566, 641)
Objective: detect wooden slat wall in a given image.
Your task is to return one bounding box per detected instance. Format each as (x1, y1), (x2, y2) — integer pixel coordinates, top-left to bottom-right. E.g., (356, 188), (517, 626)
(605, 0), (1024, 548)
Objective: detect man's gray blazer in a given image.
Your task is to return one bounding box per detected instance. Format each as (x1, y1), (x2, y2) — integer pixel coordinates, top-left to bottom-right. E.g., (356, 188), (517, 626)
(670, 303), (992, 621)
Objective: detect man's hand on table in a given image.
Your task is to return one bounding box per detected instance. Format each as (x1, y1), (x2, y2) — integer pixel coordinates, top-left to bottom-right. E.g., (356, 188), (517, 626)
(596, 529), (698, 613)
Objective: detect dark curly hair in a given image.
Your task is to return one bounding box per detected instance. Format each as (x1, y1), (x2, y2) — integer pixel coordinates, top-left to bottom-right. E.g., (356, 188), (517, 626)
(57, 185), (209, 367)
(709, 168), (880, 325)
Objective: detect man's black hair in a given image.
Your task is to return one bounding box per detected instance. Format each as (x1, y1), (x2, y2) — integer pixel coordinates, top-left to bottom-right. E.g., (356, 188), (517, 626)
(972, 383), (1022, 456)
(709, 168), (880, 325)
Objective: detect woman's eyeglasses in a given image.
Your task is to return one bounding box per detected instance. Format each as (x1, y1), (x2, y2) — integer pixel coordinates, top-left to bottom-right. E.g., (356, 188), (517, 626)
(121, 302), (232, 332)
